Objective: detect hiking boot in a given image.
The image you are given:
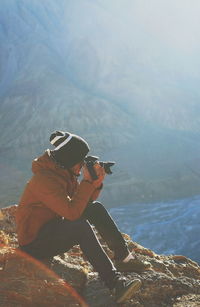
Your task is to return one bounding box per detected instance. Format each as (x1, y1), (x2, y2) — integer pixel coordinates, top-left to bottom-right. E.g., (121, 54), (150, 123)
(115, 257), (151, 273)
(113, 277), (141, 304)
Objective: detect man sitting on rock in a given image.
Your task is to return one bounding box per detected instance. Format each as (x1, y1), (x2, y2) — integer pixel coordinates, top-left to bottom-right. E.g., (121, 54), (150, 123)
(16, 130), (150, 304)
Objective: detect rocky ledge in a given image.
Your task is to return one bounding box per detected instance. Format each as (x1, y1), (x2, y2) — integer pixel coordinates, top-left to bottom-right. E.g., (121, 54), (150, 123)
(0, 205), (200, 307)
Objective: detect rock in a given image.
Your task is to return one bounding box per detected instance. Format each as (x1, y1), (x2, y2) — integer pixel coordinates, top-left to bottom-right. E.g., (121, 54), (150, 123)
(0, 205), (18, 248)
(51, 256), (87, 293)
(172, 294), (200, 307)
(0, 205), (17, 234)
(0, 246), (87, 307)
(0, 205), (200, 306)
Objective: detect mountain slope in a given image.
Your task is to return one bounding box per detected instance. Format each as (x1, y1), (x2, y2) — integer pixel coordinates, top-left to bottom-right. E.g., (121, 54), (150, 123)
(0, 0), (200, 207)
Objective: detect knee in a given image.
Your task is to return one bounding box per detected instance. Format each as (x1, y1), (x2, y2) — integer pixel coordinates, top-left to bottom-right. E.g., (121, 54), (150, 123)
(91, 201), (104, 209)
(90, 201), (107, 215)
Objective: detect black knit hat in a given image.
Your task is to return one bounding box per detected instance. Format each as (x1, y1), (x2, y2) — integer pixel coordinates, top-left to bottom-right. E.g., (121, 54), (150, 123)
(49, 130), (90, 169)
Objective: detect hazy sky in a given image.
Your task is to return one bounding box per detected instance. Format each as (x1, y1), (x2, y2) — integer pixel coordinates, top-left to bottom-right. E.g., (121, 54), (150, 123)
(93, 0), (200, 44)
(65, 0), (200, 70)
(1, 0), (200, 126)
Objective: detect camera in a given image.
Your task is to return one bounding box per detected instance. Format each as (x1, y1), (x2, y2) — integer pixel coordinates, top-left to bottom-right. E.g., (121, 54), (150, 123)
(84, 155), (115, 180)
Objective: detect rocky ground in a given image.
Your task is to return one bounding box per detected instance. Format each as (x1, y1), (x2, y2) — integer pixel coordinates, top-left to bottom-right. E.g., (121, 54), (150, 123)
(0, 205), (200, 307)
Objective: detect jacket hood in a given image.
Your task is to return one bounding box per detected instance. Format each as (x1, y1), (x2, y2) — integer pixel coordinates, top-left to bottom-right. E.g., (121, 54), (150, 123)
(32, 151), (71, 179)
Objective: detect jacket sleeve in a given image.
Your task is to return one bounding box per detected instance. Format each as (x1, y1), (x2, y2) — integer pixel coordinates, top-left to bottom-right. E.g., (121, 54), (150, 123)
(29, 173), (96, 221)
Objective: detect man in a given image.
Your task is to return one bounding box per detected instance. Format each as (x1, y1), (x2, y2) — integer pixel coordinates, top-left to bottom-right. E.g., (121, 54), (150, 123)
(16, 130), (150, 304)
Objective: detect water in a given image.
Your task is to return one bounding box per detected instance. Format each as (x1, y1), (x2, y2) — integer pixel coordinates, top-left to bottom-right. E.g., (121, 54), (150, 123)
(109, 195), (200, 264)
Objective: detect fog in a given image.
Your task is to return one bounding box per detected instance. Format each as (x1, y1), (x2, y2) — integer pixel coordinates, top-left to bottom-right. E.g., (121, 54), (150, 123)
(60, 0), (200, 132)
(1, 0), (200, 206)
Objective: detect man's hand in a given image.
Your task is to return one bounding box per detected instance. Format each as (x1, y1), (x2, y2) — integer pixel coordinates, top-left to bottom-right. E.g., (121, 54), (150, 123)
(82, 163), (105, 188)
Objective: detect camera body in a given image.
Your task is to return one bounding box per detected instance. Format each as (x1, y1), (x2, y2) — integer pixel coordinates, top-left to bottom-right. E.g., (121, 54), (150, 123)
(84, 155), (115, 180)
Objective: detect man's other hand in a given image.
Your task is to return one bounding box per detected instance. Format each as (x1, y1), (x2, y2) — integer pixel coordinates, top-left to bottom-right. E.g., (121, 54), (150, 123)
(82, 163), (105, 188)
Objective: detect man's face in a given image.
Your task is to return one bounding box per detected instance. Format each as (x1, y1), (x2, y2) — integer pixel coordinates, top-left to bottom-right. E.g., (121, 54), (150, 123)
(70, 161), (84, 176)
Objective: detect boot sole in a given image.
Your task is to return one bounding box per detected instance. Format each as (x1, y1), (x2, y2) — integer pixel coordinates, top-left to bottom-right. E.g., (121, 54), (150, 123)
(116, 279), (142, 304)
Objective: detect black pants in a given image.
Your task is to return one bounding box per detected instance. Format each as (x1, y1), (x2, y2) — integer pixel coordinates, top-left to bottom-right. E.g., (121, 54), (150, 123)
(20, 201), (129, 289)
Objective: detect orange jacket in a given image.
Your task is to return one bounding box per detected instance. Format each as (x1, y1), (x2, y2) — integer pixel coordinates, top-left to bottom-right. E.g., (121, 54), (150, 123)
(16, 152), (101, 246)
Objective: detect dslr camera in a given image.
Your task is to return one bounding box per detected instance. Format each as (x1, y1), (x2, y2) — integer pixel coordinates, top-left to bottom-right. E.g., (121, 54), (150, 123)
(84, 155), (115, 180)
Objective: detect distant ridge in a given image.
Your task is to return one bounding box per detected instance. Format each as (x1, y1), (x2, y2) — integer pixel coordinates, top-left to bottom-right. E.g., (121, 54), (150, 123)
(1, 1), (200, 206)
